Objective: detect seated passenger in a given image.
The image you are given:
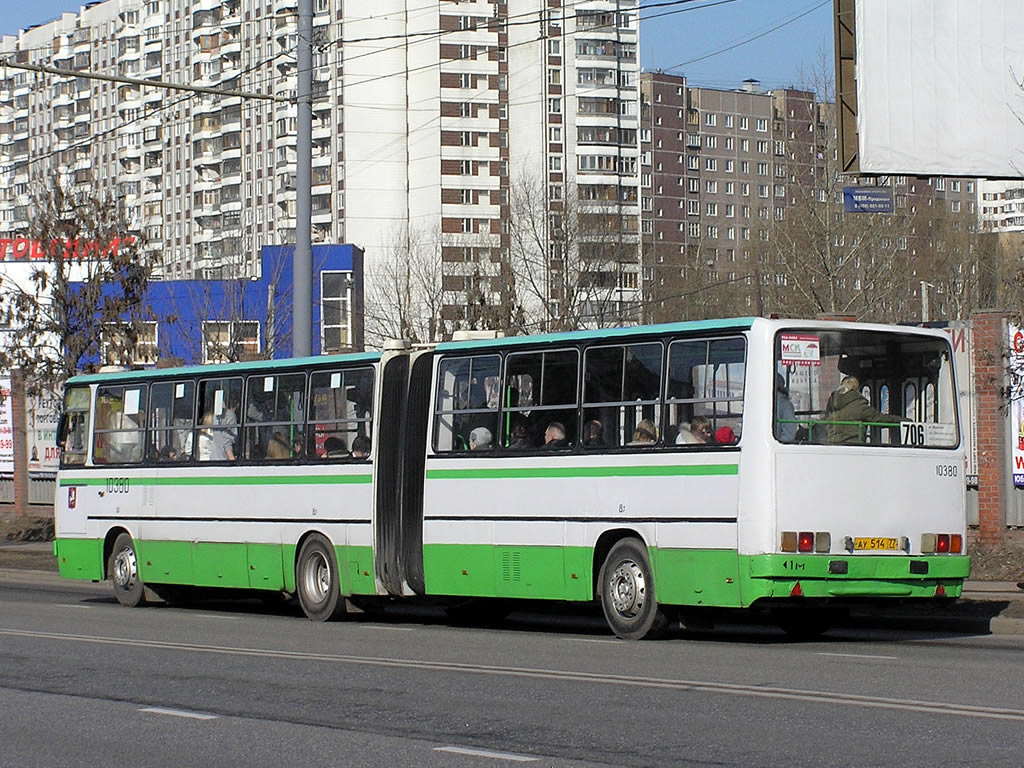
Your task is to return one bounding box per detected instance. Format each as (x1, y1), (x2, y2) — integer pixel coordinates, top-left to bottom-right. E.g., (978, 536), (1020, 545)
(507, 420), (531, 449)
(266, 431), (292, 459)
(582, 419), (604, 448)
(627, 419), (658, 446)
(675, 421), (700, 444)
(714, 426), (737, 445)
(469, 426), (493, 451)
(543, 421), (569, 449)
(323, 436), (348, 457)
(350, 435), (371, 459)
(159, 444), (179, 462)
(677, 415), (711, 445)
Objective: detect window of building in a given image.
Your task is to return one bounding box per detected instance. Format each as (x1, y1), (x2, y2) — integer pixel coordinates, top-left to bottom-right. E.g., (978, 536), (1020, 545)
(202, 321), (260, 363)
(321, 270), (351, 354)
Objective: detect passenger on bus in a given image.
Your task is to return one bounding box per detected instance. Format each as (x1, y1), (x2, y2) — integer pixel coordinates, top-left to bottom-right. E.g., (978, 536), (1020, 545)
(822, 375), (903, 444)
(469, 426), (493, 451)
(678, 416), (711, 444)
(324, 436), (348, 457)
(266, 431), (292, 459)
(582, 419), (605, 448)
(159, 444), (178, 462)
(775, 373), (798, 442)
(507, 420), (531, 449)
(627, 419), (658, 446)
(351, 435), (371, 459)
(543, 422), (569, 448)
(714, 426), (737, 445)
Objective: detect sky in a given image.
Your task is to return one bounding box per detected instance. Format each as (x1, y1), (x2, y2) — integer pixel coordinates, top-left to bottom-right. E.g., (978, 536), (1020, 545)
(1, 0), (835, 93)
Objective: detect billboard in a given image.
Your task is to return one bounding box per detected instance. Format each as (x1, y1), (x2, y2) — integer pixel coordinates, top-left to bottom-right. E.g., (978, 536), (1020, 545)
(851, 0), (1024, 178)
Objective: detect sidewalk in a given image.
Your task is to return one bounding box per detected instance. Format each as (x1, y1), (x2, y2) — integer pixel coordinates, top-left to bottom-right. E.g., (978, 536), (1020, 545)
(2, 541), (1022, 635)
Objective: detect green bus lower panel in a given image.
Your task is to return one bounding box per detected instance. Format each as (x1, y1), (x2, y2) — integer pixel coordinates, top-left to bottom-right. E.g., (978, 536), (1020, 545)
(424, 544), (592, 600)
(652, 548), (743, 608)
(138, 540), (194, 585)
(55, 538), (105, 581)
(192, 542), (250, 588)
(247, 543), (286, 591)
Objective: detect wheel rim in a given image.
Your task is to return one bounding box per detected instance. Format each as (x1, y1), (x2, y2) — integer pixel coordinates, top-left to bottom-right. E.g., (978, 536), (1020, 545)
(608, 558), (647, 619)
(113, 546), (138, 593)
(302, 550), (331, 604)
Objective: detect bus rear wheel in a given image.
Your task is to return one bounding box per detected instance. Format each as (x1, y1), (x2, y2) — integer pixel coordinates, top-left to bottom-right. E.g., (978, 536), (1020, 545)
(108, 532), (147, 608)
(598, 538), (668, 640)
(296, 534), (346, 622)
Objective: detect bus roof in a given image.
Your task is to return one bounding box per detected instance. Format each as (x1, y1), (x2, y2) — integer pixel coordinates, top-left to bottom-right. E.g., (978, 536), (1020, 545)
(66, 350), (382, 386)
(434, 317), (758, 353)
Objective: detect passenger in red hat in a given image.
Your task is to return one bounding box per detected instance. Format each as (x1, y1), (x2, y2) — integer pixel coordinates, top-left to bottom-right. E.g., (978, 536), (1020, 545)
(714, 426), (737, 445)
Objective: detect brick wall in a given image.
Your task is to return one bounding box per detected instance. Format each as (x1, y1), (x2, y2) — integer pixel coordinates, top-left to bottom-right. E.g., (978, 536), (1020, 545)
(971, 311), (1008, 546)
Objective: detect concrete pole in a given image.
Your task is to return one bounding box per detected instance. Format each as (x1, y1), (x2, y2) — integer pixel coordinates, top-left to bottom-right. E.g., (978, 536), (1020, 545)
(293, 0), (313, 357)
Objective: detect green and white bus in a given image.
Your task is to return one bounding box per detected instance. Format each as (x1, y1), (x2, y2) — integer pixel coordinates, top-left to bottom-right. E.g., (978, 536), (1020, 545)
(54, 317), (969, 639)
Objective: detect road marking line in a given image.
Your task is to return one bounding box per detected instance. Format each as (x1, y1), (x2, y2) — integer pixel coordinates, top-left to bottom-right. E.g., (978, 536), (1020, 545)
(189, 614), (239, 620)
(56, 604), (92, 609)
(565, 638), (621, 644)
(817, 652), (898, 660)
(5, 628), (1023, 723)
(359, 625), (414, 631)
(140, 707), (218, 720)
(434, 746), (538, 762)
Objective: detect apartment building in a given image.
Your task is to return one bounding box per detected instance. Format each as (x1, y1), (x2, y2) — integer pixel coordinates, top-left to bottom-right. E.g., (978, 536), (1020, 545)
(1, 0), (641, 336)
(638, 72), (981, 323)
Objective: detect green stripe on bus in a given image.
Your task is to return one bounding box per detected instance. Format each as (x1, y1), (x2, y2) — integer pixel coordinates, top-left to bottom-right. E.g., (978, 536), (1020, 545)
(59, 474), (372, 487)
(425, 464), (738, 480)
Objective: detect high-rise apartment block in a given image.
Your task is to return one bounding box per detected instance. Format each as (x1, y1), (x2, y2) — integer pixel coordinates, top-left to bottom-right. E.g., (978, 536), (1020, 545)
(1, 0), (641, 333)
(638, 72), (980, 322)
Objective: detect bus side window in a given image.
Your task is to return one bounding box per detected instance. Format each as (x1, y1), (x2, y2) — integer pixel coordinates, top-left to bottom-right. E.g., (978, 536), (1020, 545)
(308, 367), (374, 461)
(149, 380), (196, 462)
(584, 342), (663, 448)
(243, 372), (306, 461)
(433, 355), (500, 453)
(93, 385), (148, 464)
(503, 349), (578, 449)
(666, 338), (745, 446)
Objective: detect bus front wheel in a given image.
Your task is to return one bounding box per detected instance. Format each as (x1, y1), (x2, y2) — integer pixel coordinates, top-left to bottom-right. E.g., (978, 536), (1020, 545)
(296, 534), (346, 622)
(108, 533), (147, 608)
(598, 538), (668, 640)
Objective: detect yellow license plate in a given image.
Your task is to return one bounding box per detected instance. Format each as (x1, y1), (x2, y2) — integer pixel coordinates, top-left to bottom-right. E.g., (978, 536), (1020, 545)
(854, 537), (899, 551)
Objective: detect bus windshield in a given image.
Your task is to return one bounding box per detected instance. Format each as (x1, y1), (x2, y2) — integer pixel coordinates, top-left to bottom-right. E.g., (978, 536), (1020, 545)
(774, 328), (958, 448)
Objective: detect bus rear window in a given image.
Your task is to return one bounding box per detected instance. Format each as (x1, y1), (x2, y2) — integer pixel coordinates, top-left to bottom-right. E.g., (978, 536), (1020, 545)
(774, 329), (958, 448)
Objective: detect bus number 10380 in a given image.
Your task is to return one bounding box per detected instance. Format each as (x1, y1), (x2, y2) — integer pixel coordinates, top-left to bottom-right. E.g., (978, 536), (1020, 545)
(935, 464), (958, 478)
(105, 477), (131, 494)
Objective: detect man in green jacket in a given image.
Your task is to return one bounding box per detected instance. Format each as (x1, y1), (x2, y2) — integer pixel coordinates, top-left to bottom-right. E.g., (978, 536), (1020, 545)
(821, 375), (903, 444)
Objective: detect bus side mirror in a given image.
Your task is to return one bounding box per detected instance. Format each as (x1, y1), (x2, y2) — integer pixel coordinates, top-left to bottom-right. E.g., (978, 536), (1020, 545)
(56, 413), (68, 449)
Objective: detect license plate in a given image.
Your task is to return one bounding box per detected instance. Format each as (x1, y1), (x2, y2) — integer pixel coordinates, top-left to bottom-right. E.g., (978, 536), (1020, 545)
(854, 537), (899, 551)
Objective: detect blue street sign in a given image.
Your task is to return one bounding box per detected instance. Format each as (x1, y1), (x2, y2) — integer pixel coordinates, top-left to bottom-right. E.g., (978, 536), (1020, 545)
(843, 186), (894, 213)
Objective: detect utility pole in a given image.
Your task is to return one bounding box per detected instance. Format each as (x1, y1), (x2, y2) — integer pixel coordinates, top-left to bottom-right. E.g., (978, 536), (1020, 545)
(293, 0), (313, 357)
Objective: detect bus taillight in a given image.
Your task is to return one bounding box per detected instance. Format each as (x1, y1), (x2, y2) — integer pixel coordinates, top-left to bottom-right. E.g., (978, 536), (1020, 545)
(921, 533), (962, 553)
(935, 534), (950, 553)
(798, 532), (814, 552)
(950, 534), (963, 553)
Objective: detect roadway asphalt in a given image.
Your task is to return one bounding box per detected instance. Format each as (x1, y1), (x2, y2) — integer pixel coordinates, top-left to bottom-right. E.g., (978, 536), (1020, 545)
(2, 540), (1022, 635)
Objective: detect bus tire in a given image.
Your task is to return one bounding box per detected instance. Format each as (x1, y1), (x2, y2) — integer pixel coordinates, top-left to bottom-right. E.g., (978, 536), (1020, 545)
(108, 532), (147, 608)
(598, 537), (668, 640)
(296, 534), (346, 622)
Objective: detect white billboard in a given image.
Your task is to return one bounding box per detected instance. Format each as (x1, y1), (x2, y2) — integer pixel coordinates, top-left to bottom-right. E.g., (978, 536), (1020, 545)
(855, 0), (1024, 178)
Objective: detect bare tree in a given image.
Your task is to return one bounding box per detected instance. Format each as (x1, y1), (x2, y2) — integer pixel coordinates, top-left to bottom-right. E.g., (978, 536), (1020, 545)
(0, 181), (150, 393)
(508, 171), (639, 332)
(363, 223), (455, 347)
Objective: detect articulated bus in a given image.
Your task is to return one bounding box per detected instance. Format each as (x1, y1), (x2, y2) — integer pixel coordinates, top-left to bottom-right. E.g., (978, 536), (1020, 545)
(54, 318), (968, 639)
